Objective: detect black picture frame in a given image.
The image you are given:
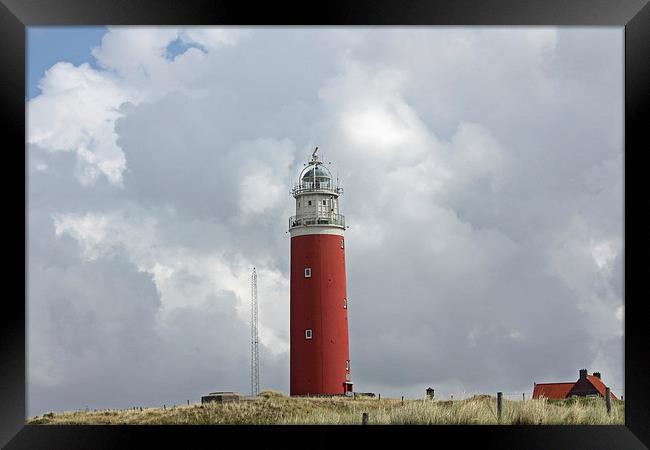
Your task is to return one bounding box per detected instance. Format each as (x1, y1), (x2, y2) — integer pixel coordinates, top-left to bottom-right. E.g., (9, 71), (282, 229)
(2, 0), (648, 448)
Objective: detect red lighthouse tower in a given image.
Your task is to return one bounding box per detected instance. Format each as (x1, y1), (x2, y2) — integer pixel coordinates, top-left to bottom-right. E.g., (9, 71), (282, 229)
(289, 148), (352, 396)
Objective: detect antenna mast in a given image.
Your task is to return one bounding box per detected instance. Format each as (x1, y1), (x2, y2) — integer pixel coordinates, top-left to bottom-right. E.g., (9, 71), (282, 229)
(250, 267), (260, 396)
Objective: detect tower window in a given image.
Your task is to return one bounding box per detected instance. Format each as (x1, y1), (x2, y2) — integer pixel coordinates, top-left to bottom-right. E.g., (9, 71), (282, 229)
(341, 238), (344, 249)
(308, 201), (312, 206)
(345, 360), (350, 371)
(323, 200), (327, 205)
(304, 268), (312, 278)
(343, 298), (347, 309)
(305, 329), (313, 339)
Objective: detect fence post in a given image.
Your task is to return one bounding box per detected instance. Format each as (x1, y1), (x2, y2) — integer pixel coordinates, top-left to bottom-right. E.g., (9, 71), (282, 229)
(522, 393), (525, 402)
(497, 392), (503, 423)
(605, 387), (612, 415)
(187, 400), (190, 406)
(401, 396), (404, 404)
(362, 412), (369, 425)
(378, 394), (381, 400)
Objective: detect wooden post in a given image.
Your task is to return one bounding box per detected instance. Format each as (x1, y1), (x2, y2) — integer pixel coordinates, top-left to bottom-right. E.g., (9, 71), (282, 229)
(401, 396), (404, 404)
(187, 400), (190, 406)
(497, 392), (503, 423)
(378, 394), (381, 400)
(362, 412), (369, 425)
(522, 393), (525, 402)
(605, 387), (612, 415)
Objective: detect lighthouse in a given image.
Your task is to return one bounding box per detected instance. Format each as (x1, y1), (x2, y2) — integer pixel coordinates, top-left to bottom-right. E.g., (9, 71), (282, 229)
(289, 148), (353, 396)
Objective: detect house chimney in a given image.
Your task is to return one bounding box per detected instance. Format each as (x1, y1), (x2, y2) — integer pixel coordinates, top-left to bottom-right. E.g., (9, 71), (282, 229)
(579, 369), (588, 379)
(593, 372), (601, 379)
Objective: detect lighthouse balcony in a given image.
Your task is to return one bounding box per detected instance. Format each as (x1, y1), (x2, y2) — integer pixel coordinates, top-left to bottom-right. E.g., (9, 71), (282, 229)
(289, 213), (346, 229)
(291, 181), (344, 197)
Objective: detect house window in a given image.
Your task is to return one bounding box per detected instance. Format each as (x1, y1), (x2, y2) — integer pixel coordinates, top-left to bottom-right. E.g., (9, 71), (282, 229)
(343, 298), (347, 309)
(323, 200), (327, 205)
(345, 360), (350, 371)
(305, 329), (313, 339)
(308, 201), (312, 206)
(304, 268), (312, 278)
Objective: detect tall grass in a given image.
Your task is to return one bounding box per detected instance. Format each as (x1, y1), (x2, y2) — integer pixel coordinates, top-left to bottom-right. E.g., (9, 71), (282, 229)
(27, 394), (624, 425)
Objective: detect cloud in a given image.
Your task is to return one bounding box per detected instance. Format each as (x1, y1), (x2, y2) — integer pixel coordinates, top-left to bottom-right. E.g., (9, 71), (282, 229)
(27, 62), (129, 185)
(27, 27), (250, 188)
(27, 27), (623, 413)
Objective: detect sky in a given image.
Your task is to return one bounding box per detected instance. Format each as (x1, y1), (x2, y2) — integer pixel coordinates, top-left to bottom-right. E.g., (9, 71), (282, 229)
(26, 26), (624, 416)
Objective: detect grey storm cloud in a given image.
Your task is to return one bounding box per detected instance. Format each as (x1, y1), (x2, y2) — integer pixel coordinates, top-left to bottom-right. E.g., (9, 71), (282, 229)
(27, 27), (622, 415)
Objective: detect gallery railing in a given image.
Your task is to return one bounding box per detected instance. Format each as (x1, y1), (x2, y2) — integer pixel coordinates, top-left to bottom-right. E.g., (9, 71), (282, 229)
(289, 213), (346, 229)
(291, 181), (344, 196)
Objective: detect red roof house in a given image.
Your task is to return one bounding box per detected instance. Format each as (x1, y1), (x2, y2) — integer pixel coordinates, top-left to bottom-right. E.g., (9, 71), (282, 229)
(531, 382), (574, 399)
(532, 370), (618, 400)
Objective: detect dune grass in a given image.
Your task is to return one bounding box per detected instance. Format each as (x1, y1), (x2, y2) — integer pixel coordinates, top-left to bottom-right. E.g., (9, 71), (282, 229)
(27, 392), (624, 425)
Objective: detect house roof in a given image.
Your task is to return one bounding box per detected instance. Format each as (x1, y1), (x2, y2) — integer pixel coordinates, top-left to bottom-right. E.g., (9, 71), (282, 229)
(532, 375), (618, 400)
(587, 375), (618, 400)
(532, 382), (575, 399)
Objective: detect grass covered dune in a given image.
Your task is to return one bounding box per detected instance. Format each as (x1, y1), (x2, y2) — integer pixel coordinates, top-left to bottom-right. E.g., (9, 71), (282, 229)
(27, 390), (624, 425)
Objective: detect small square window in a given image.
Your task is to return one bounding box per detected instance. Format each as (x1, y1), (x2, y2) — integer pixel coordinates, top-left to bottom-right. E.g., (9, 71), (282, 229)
(323, 200), (327, 205)
(343, 298), (347, 309)
(304, 268), (312, 278)
(305, 329), (313, 339)
(308, 201), (312, 206)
